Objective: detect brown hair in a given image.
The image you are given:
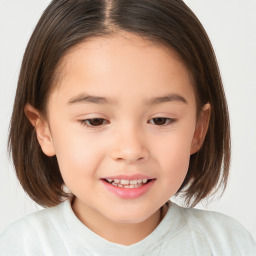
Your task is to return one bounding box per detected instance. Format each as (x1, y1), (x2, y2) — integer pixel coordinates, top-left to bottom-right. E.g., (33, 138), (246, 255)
(9, 0), (230, 207)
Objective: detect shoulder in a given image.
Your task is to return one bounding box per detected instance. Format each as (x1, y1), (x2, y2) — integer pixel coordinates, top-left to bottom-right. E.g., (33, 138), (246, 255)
(0, 200), (64, 234)
(181, 205), (249, 233)
(0, 201), (66, 255)
(177, 204), (256, 255)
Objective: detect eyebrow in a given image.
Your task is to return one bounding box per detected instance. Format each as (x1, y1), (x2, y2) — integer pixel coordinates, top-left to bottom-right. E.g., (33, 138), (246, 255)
(146, 94), (187, 105)
(67, 93), (187, 105)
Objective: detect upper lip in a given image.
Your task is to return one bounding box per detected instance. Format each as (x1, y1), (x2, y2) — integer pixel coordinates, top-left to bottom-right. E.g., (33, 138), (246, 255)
(102, 174), (154, 180)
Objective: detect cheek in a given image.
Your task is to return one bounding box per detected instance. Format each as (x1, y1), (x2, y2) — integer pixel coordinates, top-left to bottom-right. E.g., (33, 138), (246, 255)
(153, 125), (195, 182)
(50, 124), (102, 180)
(161, 139), (191, 178)
(156, 139), (191, 197)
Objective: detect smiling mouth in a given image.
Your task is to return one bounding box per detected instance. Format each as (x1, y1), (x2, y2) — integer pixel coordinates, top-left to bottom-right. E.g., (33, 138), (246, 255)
(102, 178), (154, 188)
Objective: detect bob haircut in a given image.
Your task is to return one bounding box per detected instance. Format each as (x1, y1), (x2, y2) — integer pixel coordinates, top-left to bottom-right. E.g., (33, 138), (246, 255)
(9, 0), (230, 208)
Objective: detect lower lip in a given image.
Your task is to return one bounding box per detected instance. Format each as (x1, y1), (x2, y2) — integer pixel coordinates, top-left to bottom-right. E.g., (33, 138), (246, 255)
(101, 179), (156, 199)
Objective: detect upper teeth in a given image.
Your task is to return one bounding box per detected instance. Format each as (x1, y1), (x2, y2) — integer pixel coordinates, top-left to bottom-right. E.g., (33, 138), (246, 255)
(107, 179), (148, 185)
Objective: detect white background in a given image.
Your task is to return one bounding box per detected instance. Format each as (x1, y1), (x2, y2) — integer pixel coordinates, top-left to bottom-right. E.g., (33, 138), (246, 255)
(0, 0), (255, 240)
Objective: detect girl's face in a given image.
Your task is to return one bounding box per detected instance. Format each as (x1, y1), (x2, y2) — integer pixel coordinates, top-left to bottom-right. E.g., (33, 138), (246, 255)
(30, 32), (209, 227)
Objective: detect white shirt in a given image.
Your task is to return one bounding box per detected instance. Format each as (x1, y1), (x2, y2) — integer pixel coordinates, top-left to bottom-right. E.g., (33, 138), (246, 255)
(0, 199), (255, 255)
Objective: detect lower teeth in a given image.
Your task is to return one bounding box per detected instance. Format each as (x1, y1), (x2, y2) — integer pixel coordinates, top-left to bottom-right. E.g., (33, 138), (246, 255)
(112, 182), (143, 188)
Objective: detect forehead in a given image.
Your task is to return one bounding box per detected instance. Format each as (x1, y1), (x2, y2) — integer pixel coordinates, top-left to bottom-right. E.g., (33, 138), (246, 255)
(51, 32), (195, 106)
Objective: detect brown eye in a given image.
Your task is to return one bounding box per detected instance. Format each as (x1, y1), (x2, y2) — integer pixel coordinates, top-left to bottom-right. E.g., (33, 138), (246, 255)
(81, 118), (107, 127)
(149, 118), (176, 126)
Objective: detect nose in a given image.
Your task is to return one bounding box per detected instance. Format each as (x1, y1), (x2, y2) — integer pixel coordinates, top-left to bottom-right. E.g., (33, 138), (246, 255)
(110, 125), (150, 163)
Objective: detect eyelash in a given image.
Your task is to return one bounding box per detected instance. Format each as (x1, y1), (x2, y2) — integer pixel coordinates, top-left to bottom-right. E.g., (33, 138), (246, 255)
(80, 117), (176, 128)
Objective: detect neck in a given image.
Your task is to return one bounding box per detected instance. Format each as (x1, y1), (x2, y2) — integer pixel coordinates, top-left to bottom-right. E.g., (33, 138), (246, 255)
(71, 198), (167, 245)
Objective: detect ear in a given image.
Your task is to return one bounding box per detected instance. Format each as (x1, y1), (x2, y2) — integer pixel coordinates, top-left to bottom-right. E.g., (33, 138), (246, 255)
(190, 103), (211, 155)
(24, 104), (56, 157)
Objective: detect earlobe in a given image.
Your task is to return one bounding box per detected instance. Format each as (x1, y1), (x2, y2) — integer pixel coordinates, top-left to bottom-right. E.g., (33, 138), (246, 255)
(24, 104), (56, 157)
(190, 103), (211, 155)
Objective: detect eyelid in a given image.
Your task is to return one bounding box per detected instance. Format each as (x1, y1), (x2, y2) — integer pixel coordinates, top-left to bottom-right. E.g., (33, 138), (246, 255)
(79, 116), (177, 129)
(80, 118), (109, 128)
(148, 117), (177, 126)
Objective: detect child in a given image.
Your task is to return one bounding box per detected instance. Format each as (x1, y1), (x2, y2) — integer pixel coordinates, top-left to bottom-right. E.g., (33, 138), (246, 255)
(0, 0), (255, 255)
